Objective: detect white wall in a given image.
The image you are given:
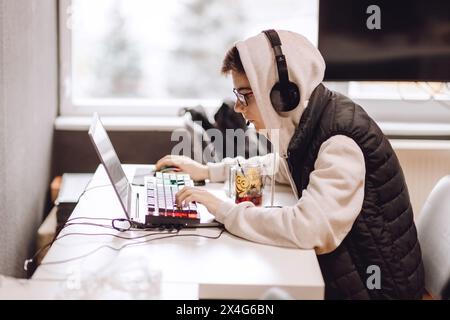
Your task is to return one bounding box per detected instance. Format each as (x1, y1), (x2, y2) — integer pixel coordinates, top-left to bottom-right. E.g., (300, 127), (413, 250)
(393, 144), (450, 219)
(0, 0), (58, 277)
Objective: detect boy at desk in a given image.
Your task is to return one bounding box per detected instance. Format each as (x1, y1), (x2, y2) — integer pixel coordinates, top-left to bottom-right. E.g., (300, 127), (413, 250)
(156, 30), (424, 300)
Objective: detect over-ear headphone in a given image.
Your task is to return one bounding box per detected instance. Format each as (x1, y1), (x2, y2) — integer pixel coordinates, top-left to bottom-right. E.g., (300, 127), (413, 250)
(262, 29), (300, 113)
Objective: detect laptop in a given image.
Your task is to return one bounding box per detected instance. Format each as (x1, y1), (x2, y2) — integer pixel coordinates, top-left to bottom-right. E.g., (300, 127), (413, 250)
(88, 113), (221, 228)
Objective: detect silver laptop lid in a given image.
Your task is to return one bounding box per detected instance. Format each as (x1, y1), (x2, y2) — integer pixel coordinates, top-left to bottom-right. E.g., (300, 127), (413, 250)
(88, 113), (131, 218)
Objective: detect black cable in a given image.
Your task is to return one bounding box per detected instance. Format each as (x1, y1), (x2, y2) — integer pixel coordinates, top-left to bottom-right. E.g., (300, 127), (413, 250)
(27, 217), (169, 270)
(28, 213), (224, 271)
(28, 179), (134, 271)
(29, 228), (175, 266)
(63, 222), (117, 230)
(52, 229), (175, 242)
(65, 216), (183, 232)
(66, 216), (113, 223)
(65, 216), (153, 231)
(27, 183), (116, 268)
(31, 220), (118, 261)
(75, 182), (109, 203)
(38, 228), (225, 267)
(28, 178), (225, 271)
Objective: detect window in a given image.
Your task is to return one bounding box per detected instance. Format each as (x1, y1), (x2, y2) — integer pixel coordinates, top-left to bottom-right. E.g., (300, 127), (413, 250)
(60, 0), (450, 126)
(60, 0), (318, 116)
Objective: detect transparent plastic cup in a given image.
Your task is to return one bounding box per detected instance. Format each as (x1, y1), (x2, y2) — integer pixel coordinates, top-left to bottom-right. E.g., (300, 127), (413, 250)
(230, 163), (265, 206)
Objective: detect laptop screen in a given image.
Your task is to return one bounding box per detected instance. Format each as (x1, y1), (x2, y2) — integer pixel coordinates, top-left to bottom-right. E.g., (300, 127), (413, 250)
(88, 113), (130, 217)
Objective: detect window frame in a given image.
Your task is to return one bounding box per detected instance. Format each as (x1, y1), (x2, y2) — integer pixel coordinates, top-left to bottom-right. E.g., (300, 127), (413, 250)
(59, 0), (450, 125)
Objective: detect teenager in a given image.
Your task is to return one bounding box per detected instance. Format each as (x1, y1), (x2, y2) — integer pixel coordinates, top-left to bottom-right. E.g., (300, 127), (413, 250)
(156, 30), (424, 299)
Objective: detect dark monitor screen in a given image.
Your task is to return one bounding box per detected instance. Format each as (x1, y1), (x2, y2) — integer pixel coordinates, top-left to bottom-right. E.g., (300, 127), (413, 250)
(319, 0), (450, 81)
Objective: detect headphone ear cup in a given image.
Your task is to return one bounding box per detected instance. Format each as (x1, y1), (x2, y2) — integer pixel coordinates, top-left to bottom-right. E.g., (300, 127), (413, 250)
(270, 81), (300, 113)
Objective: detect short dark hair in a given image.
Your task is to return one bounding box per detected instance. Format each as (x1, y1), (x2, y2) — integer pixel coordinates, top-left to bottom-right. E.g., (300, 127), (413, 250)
(221, 46), (245, 75)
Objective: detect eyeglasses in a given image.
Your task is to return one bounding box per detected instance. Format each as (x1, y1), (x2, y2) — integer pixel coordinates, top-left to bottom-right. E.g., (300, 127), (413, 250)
(233, 88), (253, 107)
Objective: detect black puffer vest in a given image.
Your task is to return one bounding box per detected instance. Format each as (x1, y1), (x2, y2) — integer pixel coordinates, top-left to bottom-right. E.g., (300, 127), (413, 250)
(286, 84), (425, 299)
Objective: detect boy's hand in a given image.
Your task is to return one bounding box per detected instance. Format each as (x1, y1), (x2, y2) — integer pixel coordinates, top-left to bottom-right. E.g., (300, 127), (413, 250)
(175, 186), (222, 215)
(155, 155), (209, 181)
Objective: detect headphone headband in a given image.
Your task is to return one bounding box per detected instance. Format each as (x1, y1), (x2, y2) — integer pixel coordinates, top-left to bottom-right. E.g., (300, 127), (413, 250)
(262, 30), (289, 85)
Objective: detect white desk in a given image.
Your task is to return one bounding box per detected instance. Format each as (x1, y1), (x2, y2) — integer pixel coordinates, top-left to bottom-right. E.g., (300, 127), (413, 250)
(29, 165), (324, 300)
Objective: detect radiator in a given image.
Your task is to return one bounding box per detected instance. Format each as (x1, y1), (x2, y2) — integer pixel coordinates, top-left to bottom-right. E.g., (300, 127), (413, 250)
(391, 140), (450, 219)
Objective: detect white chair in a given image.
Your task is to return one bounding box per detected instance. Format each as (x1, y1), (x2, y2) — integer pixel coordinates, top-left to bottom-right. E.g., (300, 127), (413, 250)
(417, 175), (450, 300)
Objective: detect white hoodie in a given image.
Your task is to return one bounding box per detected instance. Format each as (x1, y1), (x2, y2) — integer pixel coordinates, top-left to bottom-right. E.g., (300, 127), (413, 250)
(207, 30), (365, 255)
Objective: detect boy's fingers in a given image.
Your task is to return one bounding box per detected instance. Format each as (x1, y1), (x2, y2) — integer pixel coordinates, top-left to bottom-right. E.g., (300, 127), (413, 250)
(156, 157), (176, 170)
(175, 187), (191, 205)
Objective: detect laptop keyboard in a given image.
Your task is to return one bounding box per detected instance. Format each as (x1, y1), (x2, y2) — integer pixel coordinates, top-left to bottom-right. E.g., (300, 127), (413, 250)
(145, 172), (200, 225)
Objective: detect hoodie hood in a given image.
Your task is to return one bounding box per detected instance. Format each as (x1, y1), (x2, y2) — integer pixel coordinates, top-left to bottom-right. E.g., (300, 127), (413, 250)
(235, 30), (325, 156)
